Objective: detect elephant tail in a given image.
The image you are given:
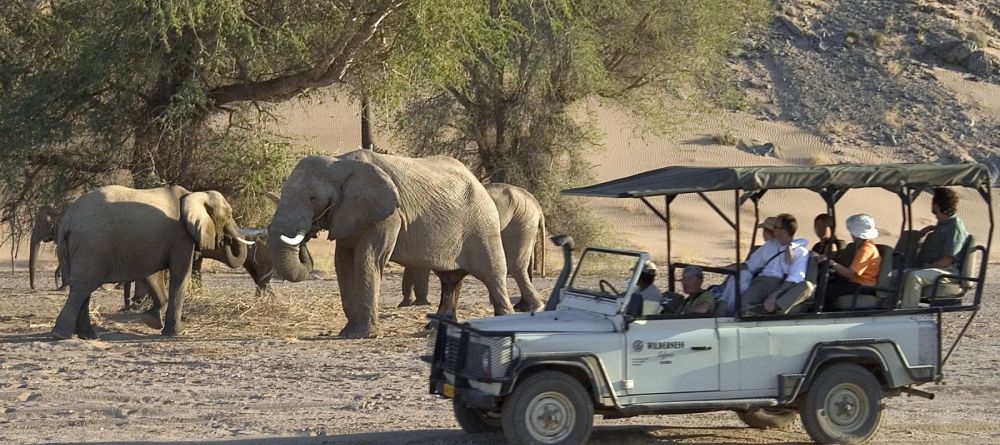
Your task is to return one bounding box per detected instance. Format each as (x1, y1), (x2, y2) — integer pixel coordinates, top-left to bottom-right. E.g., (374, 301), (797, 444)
(531, 214), (547, 279)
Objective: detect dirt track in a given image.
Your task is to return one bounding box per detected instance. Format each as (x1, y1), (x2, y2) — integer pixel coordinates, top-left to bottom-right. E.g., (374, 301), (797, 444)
(1, 267), (999, 444)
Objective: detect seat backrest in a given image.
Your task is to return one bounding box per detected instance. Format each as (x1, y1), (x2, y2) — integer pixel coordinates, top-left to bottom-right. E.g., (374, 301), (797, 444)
(805, 251), (819, 284)
(873, 244), (895, 305)
(959, 235), (979, 291)
(895, 230), (921, 268)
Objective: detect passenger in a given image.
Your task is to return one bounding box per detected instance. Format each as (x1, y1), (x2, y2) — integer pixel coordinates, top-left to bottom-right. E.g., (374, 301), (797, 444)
(812, 213), (845, 256)
(716, 217), (781, 315)
(900, 188), (968, 308)
(668, 265), (715, 315)
(820, 214), (881, 302)
(741, 213), (813, 315)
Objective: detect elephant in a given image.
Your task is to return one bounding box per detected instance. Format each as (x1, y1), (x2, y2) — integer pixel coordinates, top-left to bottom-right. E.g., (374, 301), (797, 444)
(399, 183), (546, 311)
(268, 150), (528, 338)
(52, 185), (253, 339)
(28, 204), (64, 290)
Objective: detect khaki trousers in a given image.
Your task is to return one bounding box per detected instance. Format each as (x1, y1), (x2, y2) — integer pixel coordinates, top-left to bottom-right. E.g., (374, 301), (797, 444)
(901, 267), (955, 309)
(742, 276), (816, 314)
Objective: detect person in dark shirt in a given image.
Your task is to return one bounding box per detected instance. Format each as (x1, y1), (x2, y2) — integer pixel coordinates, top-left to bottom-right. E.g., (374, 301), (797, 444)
(812, 213), (845, 256)
(900, 188), (968, 308)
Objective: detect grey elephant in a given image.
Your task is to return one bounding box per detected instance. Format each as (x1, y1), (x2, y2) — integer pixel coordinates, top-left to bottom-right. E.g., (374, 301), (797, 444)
(268, 150), (526, 338)
(400, 183), (546, 311)
(53, 185), (253, 339)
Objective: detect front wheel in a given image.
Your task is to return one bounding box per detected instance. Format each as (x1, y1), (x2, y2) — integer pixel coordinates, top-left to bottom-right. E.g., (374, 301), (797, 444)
(453, 394), (502, 433)
(801, 363), (883, 444)
(502, 371), (593, 445)
(737, 407), (798, 429)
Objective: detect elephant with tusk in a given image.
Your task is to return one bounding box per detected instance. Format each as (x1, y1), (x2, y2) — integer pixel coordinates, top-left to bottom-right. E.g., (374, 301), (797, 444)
(53, 185), (253, 339)
(400, 183), (546, 312)
(268, 150), (524, 338)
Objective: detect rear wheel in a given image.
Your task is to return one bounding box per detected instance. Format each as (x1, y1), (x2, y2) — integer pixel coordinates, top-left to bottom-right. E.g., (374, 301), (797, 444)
(453, 394), (502, 433)
(737, 407), (798, 429)
(801, 363), (883, 444)
(502, 371), (593, 445)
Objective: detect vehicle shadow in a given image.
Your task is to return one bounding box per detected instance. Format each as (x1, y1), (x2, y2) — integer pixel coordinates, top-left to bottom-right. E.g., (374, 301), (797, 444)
(39, 425), (810, 445)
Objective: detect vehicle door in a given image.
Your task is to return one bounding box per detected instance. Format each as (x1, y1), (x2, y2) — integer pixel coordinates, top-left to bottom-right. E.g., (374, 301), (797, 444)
(625, 316), (720, 395)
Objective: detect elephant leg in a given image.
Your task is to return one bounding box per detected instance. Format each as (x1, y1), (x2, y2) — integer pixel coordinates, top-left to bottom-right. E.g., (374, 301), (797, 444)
(140, 272), (168, 330)
(121, 281), (133, 311)
(340, 226), (398, 339)
(55, 265), (67, 291)
(434, 271), (467, 320)
(400, 268), (431, 307)
(334, 246), (371, 338)
(400, 267), (416, 307)
(74, 296), (98, 340)
(161, 250), (193, 337)
(52, 282), (100, 340)
(511, 265), (543, 312)
(466, 265), (514, 316)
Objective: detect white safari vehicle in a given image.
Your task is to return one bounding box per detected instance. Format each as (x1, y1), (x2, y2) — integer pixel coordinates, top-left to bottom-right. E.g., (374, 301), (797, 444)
(428, 164), (992, 445)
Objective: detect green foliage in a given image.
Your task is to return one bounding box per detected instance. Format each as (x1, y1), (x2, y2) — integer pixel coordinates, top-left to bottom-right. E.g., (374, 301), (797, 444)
(0, 0), (410, 238)
(391, 0), (772, 245)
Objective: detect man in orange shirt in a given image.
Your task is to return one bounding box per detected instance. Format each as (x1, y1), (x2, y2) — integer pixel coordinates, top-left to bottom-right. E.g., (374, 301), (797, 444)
(819, 214), (881, 302)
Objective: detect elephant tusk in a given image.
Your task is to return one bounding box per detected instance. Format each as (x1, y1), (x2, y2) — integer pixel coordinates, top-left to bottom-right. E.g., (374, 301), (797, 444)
(280, 233), (305, 246)
(235, 237), (255, 246)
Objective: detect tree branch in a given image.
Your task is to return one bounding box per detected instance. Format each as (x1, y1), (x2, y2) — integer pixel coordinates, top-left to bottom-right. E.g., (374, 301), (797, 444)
(208, 0), (406, 106)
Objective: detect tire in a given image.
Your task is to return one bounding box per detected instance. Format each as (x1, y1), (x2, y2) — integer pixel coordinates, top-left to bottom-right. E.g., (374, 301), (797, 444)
(502, 371), (593, 445)
(737, 407), (798, 429)
(801, 363), (884, 444)
(453, 394), (502, 434)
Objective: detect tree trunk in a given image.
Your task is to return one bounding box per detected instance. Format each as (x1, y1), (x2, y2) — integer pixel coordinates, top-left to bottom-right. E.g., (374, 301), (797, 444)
(361, 93), (374, 150)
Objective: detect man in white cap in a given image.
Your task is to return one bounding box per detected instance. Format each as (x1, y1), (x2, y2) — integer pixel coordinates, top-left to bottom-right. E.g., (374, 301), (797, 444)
(821, 213), (882, 303)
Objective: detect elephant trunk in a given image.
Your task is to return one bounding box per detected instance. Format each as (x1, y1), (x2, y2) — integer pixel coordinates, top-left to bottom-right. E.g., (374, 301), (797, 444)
(29, 236), (40, 290)
(267, 227), (313, 282)
(216, 221), (250, 268)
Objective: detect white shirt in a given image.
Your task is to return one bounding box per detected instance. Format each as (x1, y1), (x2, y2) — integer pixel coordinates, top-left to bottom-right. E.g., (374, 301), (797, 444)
(762, 238), (810, 283)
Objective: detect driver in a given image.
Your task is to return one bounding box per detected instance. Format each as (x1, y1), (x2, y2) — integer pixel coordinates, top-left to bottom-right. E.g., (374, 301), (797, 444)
(633, 260), (662, 315)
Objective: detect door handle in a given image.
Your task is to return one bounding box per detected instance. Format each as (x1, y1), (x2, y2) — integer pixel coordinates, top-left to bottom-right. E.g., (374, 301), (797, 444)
(691, 345), (713, 351)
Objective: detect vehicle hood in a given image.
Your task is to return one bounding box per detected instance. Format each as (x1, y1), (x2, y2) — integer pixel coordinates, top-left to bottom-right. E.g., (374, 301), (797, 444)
(465, 308), (616, 333)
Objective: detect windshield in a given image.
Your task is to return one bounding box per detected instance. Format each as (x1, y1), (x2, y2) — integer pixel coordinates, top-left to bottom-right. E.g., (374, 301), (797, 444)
(568, 249), (643, 298)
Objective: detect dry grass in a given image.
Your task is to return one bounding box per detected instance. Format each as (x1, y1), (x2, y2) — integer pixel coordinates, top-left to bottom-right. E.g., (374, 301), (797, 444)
(846, 30), (862, 45)
(713, 130), (738, 146)
(883, 108), (902, 128)
(183, 280), (341, 336)
(871, 31), (891, 49)
(885, 60), (904, 76)
(966, 31), (989, 49)
(807, 152), (833, 166)
(820, 119), (852, 137)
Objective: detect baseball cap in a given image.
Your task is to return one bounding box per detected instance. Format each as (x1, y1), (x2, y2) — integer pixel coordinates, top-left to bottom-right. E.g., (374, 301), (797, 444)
(756, 216), (778, 230)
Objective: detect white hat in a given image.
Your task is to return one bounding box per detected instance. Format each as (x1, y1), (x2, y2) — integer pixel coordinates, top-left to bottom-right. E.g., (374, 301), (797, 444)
(846, 214), (878, 240)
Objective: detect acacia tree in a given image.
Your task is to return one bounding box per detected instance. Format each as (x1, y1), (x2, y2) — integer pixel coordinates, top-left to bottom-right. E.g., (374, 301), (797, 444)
(390, 0), (771, 242)
(0, 0), (465, 236)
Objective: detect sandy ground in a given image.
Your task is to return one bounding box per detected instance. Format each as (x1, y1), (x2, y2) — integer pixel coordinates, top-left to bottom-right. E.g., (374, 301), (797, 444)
(1, 263), (999, 445)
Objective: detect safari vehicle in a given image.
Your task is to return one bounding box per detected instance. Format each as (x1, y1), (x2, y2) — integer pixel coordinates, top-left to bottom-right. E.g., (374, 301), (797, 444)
(427, 164), (993, 445)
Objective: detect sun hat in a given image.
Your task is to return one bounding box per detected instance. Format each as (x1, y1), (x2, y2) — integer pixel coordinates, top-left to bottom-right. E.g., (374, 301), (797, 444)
(846, 214), (878, 240)
(756, 216), (778, 230)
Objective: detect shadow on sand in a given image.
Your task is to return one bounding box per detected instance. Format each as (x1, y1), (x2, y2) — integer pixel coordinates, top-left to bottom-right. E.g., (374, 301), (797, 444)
(40, 425), (809, 445)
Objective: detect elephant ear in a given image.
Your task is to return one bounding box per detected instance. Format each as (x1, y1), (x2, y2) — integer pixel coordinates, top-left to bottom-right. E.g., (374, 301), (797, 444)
(327, 161), (400, 240)
(181, 192), (219, 251)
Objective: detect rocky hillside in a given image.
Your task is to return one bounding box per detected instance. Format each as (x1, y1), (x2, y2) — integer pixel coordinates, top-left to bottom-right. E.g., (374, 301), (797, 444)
(733, 0), (1000, 169)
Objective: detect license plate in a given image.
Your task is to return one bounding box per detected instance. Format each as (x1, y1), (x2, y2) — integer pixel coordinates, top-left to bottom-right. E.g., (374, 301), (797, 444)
(443, 383), (455, 398)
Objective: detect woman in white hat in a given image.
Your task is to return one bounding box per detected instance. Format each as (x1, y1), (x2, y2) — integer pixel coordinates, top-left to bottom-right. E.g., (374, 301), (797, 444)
(820, 213), (882, 303)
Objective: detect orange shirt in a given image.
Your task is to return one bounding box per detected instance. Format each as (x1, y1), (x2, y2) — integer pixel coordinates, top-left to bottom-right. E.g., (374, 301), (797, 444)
(849, 240), (881, 286)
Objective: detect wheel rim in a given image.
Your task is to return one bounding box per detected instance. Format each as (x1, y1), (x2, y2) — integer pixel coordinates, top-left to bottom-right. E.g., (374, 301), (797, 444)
(822, 382), (869, 433)
(525, 391), (575, 443)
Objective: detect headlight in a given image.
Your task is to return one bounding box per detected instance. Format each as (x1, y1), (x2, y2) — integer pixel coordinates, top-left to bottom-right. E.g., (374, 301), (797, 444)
(466, 335), (516, 378)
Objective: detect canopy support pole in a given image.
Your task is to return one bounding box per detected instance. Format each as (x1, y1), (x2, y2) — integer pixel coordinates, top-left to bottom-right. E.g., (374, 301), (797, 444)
(698, 192), (737, 231)
(734, 189), (742, 313)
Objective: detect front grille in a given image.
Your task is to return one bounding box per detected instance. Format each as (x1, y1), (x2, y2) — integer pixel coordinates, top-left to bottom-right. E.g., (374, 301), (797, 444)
(443, 333), (461, 371)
